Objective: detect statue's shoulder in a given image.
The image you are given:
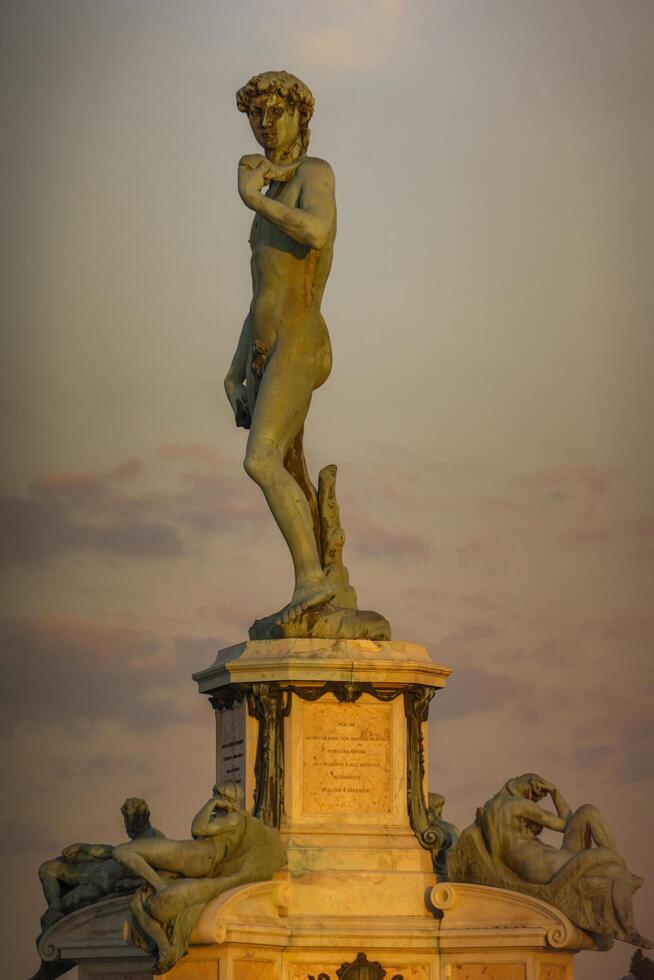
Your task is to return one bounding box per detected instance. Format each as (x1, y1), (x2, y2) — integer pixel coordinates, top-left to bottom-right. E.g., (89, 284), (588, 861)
(297, 156), (335, 184)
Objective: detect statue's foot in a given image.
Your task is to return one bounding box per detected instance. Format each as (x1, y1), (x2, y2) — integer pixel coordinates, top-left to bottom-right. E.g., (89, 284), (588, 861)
(40, 908), (64, 932)
(153, 942), (176, 975)
(277, 581), (336, 626)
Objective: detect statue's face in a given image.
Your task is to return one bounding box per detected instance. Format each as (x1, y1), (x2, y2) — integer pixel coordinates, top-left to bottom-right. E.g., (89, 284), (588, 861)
(122, 798), (149, 838)
(247, 93), (301, 155)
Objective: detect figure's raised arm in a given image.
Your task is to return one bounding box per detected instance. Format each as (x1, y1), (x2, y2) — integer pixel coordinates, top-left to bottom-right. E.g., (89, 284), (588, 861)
(515, 798), (567, 834)
(190, 793), (222, 840)
(531, 776), (572, 824)
(62, 842), (113, 862)
(238, 157), (335, 251)
(550, 787), (572, 823)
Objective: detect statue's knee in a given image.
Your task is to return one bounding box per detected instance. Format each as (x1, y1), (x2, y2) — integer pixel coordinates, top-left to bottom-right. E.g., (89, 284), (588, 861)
(39, 860), (60, 881)
(576, 803), (600, 820)
(244, 441), (279, 485)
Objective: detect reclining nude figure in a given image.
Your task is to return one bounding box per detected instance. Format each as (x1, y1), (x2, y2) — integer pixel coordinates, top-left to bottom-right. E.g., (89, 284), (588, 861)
(448, 773), (651, 949)
(37, 797), (162, 932)
(113, 782), (286, 974)
(225, 71), (336, 628)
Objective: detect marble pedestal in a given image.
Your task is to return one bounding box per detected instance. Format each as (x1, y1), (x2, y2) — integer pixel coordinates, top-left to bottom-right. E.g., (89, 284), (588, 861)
(38, 640), (591, 979)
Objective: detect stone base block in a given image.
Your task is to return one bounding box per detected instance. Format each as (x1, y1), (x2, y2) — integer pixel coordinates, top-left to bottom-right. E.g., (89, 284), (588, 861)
(40, 881), (588, 980)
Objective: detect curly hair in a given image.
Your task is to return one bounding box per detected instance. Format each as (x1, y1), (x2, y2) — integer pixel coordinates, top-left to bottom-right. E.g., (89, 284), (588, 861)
(236, 70), (314, 154)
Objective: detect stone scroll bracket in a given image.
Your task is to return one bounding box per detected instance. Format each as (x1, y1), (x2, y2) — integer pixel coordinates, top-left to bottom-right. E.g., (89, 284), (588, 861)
(245, 683), (291, 828)
(403, 685), (435, 836)
(403, 685), (449, 874)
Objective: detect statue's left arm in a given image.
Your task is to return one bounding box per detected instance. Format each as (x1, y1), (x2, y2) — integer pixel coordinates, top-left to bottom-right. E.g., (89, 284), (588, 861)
(238, 157), (335, 250)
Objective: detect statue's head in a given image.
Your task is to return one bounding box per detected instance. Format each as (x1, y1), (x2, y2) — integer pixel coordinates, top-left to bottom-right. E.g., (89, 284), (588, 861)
(212, 780), (244, 812)
(121, 797), (151, 838)
(504, 773), (548, 802)
(236, 70), (314, 161)
(428, 792), (445, 818)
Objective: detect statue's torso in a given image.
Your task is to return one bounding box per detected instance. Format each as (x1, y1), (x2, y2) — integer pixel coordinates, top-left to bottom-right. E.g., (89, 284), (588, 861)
(248, 159), (335, 357)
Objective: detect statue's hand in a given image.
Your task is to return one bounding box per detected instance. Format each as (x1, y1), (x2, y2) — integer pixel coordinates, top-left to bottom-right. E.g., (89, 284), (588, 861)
(238, 155), (303, 206)
(260, 158), (303, 183)
(532, 777), (556, 799)
(239, 153), (267, 171)
(225, 379), (251, 429)
(238, 155), (268, 206)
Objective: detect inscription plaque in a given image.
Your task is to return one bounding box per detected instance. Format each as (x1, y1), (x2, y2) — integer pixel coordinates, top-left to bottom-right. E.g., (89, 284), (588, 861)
(302, 700), (392, 815)
(218, 702), (245, 786)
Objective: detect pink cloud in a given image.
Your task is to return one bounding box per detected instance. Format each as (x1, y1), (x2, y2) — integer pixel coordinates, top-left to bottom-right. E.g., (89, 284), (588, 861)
(158, 443), (227, 469)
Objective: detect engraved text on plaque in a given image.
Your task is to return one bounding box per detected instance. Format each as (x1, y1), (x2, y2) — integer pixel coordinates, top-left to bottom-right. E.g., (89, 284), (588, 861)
(302, 700), (392, 815)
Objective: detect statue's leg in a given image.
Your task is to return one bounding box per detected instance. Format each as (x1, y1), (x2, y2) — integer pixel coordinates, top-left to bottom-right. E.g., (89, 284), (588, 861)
(130, 888), (175, 973)
(244, 350), (335, 623)
(145, 876), (225, 923)
(604, 866), (652, 947)
(60, 882), (103, 915)
(38, 861), (66, 912)
(562, 804), (619, 852)
(144, 876), (251, 974)
(284, 425), (321, 558)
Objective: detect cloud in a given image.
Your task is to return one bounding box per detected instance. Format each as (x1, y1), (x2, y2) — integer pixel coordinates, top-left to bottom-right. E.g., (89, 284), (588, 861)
(432, 664), (531, 721)
(346, 511), (432, 563)
(0, 615), (219, 734)
(291, 0), (412, 72)
(455, 537), (508, 575)
(0, 822), (60, 857)
(0, 449), (265, 566)
(0, 464), (186, 563)
(158, 443), (226, 470)
(107, 457), (144, 481)
(487, 464), (623, 521)
(561, 526), (614, 547)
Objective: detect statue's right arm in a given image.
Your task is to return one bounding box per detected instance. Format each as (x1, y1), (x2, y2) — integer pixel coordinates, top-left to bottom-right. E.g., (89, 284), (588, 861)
(81, 843), (114, 860)
(534, 778), (572, 824)
(224, 316), (251, 428)
(190, 796), (221, 840)
(225, 316), (250, 388)
(519, 800), (566, 834)
(62, 842), (112, 862)
(550, 788), (572, 823)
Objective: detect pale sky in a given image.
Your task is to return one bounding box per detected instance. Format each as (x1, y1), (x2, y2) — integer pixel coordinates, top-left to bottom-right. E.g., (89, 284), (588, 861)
(1, 2), (653, 978)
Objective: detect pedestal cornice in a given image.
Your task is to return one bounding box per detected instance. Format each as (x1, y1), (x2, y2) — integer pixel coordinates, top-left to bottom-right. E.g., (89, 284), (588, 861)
(193, 638), (451, 694)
